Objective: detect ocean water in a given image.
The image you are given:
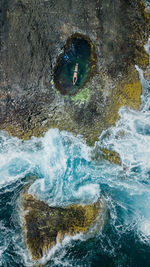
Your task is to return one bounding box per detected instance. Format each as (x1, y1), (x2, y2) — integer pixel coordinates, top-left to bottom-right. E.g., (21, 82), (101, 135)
(1, 38), (150, 267)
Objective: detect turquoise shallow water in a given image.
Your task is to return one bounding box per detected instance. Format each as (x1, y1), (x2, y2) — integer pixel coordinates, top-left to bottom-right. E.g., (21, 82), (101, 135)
(1, 38), (150, 267)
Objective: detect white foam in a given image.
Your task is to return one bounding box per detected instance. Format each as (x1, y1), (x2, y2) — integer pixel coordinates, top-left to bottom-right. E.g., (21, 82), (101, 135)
(144, 36), (150, 56)
(74, 184), (100, 203)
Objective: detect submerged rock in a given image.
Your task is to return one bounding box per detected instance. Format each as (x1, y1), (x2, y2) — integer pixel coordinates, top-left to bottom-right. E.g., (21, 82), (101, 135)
(1, 0), (150, 145)
(22, 194), (105, 260)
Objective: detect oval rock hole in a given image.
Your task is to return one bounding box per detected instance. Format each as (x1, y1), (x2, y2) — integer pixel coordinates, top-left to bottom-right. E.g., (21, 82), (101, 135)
(53, 33), (97, 95)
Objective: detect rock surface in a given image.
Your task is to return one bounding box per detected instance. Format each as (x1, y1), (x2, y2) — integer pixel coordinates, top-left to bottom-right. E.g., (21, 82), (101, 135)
(144, 65), (150, 80)
(1, 0), (150, 144)
(22, 194), (105, 260)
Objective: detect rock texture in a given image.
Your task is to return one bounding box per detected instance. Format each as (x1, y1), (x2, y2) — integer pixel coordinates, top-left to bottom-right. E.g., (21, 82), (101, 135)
(144, 64), (150, 80)
(22, 194), (105, 260)
(1, 0), (150, 144)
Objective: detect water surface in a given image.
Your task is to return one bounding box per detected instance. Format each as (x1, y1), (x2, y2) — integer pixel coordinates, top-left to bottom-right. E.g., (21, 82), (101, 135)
(54, 36), (92, 95)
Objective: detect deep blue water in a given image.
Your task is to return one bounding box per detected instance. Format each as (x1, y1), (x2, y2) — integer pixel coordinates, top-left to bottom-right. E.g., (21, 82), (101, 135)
(0, 37), (150, 267)
(54, 37), (91, 95)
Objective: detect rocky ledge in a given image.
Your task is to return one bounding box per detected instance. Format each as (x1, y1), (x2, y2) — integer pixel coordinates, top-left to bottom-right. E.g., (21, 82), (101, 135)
(22, 194), (105, 260)
(1, 0), (150, 145)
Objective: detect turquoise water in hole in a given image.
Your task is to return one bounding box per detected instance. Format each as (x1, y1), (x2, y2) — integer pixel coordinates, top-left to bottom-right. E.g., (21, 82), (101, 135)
(54, 38), (91, 95)
(1, 40), (150, 267)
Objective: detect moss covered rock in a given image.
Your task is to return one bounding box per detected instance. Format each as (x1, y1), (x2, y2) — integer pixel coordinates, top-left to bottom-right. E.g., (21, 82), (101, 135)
(22, 194), (105, 260)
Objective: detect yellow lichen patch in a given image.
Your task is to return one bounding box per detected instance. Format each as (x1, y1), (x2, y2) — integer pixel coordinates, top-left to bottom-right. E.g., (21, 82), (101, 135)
(106, 67), (142, 127)
(140, 0), (150, 22)
(66, 201), (100, 233)
(22, 194), (105, 260)
(144, 9), (150, 22)
(4, 125), (24, 139)
(4, 120), (52, 141)
(135, 48), (149, 69)
(101, 147), (122, 165)
(84, 202), (100, 227)
(4, 125), (42, 141)
(144, 65), (150, 80)
(122, 80), (142, 109)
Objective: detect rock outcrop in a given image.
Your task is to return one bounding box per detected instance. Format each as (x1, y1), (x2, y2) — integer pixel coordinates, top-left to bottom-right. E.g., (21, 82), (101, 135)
(1, 0), (150, 144)
(22, 194), (105, 260)
(144, 64), (150, 80)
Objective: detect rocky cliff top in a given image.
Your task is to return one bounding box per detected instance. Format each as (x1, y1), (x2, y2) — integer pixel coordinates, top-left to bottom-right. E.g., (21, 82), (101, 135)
(1, 0), (150, 145)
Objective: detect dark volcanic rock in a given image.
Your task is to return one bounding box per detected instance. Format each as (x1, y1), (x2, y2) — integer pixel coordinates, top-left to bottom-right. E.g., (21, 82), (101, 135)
(22, 194), (105, 260)
(1, 0), (150, 144)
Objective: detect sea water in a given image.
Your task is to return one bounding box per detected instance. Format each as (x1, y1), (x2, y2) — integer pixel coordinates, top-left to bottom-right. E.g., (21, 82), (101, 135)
(1, 39), (150, 267)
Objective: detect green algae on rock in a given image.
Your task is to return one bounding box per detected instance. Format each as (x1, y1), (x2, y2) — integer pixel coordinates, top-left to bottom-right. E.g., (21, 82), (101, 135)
(53, 33), (97, 95)
(22, 194), (105, 260)
(71, 87), (90, 104)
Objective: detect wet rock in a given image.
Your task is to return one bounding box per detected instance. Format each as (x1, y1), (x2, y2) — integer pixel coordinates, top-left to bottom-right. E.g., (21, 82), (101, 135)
(91, 145), (121, 165)
(144, 65), (150, 80)
(1, 0), (150, 145)
(22, 194), (105, 260)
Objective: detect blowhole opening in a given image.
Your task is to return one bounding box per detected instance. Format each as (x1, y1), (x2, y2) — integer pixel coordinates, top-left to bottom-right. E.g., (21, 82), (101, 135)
(53, 33), (97, 96)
